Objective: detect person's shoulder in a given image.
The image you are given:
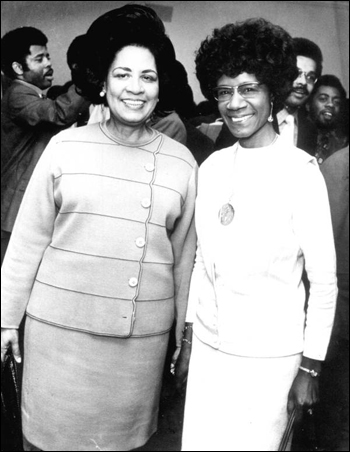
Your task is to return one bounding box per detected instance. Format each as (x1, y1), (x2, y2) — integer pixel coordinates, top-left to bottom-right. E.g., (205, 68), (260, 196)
(321, 146), (349, 177)
(155, 111), (183, 127)
(51, 123), (104, 144)
(158, 132), (196, 168)
(2, 80), (39, 101)
(196, 145), (237, 185)
(152, 111), (187, 145)
(324, 146), (349, 166)
(42, 124), (107, 163)
(277, 136), (317, 166)
(200, 144), (236, 170)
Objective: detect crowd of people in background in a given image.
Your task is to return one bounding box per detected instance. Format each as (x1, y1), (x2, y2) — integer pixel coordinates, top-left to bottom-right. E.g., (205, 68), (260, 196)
(1, 4), (348, 452)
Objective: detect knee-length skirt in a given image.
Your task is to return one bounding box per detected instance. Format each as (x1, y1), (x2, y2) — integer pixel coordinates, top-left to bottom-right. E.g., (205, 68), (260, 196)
(22, 316), (169, 451)
(181, 334), (301, 451)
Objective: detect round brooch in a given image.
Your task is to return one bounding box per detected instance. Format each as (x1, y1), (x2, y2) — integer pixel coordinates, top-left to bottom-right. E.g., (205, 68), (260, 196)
(218, 203), (235, 225)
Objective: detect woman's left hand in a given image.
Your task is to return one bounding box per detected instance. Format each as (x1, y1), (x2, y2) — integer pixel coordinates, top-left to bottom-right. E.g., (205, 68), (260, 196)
(287, 369), (319, 417)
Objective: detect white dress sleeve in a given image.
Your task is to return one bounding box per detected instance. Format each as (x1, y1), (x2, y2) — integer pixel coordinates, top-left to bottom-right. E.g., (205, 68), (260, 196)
(292, 160), (337, 360)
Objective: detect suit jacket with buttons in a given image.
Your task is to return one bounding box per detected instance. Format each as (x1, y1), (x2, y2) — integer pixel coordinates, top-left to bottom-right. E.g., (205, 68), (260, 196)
(1, 123), (197, 347)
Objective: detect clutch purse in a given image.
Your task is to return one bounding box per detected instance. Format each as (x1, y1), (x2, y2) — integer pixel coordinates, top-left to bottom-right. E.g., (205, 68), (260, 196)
(1, 349), (23, 451)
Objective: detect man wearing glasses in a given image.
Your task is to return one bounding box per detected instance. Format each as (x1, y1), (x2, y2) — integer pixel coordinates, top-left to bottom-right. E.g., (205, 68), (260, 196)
(277, 37), (323, 154)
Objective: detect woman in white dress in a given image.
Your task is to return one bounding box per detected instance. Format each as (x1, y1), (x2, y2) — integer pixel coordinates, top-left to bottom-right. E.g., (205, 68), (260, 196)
(176, 18), (337, 451)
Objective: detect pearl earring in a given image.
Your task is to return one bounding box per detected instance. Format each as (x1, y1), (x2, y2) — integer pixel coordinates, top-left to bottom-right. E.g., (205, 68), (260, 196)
(99, 89), (106, 97)
(268, 102), (274, 122)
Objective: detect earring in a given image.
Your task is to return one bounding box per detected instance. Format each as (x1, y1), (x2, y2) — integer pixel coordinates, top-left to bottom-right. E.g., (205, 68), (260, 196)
(268, 102), (274, 122)
(99, 89), (106, 97)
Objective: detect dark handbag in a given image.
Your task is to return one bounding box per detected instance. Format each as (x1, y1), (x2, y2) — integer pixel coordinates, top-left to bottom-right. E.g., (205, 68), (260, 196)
(291, 407), (322, 452)
(278, 408), (296, 451)
(1, 350), (23, 451)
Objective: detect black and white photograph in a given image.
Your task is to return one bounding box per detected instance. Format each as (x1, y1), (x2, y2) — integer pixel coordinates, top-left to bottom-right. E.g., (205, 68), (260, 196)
(1, 1), (349, 451)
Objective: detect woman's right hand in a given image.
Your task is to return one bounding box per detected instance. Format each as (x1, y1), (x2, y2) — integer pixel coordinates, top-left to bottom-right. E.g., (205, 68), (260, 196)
(1, 328), (21, 363)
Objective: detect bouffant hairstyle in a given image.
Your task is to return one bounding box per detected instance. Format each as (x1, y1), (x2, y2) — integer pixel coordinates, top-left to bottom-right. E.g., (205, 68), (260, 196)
(75, 5), (176, 109)
(195, 18), (299, 114)
(310, 74), (346, 100)
(1, 27), (48, 79)
(292, 37), (323, 79)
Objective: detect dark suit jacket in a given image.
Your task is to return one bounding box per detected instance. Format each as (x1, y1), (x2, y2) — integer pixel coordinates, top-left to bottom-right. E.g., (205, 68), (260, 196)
(1, 80), (89, 233)
(278, 107), (318, 156)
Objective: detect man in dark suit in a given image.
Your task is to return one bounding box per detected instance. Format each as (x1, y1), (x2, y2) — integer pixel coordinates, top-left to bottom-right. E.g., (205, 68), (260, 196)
(1, 27), (89, 263)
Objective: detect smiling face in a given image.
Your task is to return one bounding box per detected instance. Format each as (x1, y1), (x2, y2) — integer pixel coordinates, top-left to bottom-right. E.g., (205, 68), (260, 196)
(285, 56), (317, 110)
(308, 85), (343, 129)
(217, 72), (274, 148)
(105, 45), (159, 130)
(21, 45), (54, 90)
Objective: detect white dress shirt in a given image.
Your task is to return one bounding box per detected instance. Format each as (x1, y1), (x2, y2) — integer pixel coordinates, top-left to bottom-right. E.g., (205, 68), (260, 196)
(277, 108), (298, 146)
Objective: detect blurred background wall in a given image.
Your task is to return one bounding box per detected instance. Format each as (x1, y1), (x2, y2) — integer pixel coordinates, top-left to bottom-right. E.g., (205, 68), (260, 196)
(1, 0), (349, 104)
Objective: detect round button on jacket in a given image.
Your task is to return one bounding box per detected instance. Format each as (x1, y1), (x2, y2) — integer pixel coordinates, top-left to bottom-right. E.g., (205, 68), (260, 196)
(128, 277), (138, 287)
(141, 198), (151, 208)
(145, 163), (155, 172)
(135, 237), (146, 248)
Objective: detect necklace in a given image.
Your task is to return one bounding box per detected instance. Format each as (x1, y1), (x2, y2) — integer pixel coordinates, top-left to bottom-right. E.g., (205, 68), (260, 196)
(218, 134), (278, 226)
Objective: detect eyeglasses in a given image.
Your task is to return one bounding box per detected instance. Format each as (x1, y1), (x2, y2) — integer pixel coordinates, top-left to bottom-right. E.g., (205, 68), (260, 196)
(213, 82), (262, 102)
(297, 70), (318, 84)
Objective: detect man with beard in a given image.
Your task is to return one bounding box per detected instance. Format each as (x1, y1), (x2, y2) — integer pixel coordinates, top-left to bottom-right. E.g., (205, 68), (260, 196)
(276, 37), (322, 155)
(1, 27), (89, 262)
(306, 75), (348, 165)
